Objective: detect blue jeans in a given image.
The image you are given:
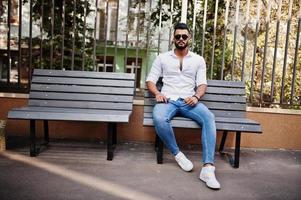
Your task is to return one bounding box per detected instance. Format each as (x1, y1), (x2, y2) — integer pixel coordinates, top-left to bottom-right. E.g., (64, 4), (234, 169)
(153, 98), (216, 164)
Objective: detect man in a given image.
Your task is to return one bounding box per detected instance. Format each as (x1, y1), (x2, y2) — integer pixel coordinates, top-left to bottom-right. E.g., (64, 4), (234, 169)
(146, 23), (220, 190)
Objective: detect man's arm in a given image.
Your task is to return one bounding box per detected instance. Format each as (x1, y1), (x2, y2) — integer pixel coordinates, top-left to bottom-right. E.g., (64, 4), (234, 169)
(184, 84), (207, 106)
(147, 81), (168, 103)
(194, 84), (207, 99)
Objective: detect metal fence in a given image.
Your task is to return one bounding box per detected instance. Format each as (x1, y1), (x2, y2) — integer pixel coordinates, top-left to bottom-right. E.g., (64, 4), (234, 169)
(0, 0), (300, 108)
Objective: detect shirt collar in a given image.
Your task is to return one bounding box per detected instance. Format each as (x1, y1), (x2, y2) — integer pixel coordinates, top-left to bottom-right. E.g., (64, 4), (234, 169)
(170, 49), (193, 58)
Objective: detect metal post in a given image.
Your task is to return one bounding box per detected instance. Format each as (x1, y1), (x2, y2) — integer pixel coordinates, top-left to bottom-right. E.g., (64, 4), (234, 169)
(210, 0), (219, 79)
(50, 0), (54, 69)
(61, 0), (65, 69)
(201, 0), (208, 56)
(280, 0), (293, 104)
(249, 0), (261, 103)
(231, 0), (240, 81)
(220, 0), (229, 79)
(271, 0), (282, 103)
(93, 0), (99, 71)
(241, 0), (250, 81)
(181, 0), (188, 23)
(113, 0), (120, 71)
(18, 0), (23, 86)
(71, 0), (77, 70)
(7, 0), (11, 84)
(259, 0), (271, 105)
(82, 0), (87, 71)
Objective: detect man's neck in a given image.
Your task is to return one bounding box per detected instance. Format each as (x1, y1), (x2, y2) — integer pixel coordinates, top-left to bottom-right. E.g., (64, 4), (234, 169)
(174, 48), (189, 58)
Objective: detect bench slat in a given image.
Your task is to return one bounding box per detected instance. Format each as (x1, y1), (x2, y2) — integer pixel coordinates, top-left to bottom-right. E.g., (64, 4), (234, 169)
(8, 110), (131, 122)
(143, 106), (245, 118)
(12, 106), (133, 115)
(30, 92), (133, 103)
(145, 92), (246, 103)
(144, 99), (246, 111)
(28, 100), (133, 110)
(31, 84), (134, 95)
(143, 113), (260, 125)
(32, 76), (135, 87)
(207, 80), (245, 88)
(205, 87), (245, 95)
(34, 69), (135, 80)
(143, 118), (261, 133)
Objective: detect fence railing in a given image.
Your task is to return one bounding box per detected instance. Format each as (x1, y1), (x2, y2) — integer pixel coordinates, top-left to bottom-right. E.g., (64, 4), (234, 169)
(0, 0), (300, 109)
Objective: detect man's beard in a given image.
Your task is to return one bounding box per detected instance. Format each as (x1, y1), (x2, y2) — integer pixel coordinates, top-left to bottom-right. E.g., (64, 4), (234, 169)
(175, 42), (188, 50)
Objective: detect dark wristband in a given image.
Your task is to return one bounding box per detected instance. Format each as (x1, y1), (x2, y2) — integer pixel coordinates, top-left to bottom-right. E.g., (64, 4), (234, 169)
(192, 95), (200, 101)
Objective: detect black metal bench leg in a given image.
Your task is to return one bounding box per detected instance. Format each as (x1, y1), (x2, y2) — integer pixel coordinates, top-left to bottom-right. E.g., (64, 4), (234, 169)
(234, 131), (241, 168)
(156, 135), (163, 164)
(219, 130), (228, 152)
(30, 120), (36, 157)
(44, 120), (49, 145)
(107, 123), (116, 161)
(155, 134), (159, 151)
(112, 123), (117, 145)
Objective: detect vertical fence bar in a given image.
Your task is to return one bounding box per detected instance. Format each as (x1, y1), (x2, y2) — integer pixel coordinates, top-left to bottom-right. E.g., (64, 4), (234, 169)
(61, 0), (65, 69)
(280, 0), (293, 104)
(135, 0), (141, 82)
(271, 0), (282, 103)
(40, 0), (44, 69)
(82, 0), (87, 71)
(71, 0), (77, 70)
(231, 0), (240, 81)
(7, 0), (11, 84)
(145, 0), (153, 76)
(93, 0), (99, 71)
(259, 0), (271, 105)
(220, 0), (229, 80)
(103, 0), (109, 71)
(157, 0), (162, 55)
(113, 0), (120, 71)
(124, 0), (131, 71)
(191, 0), (197, 48)
(241, 0), (250, 81)
(201, 0), (207, 56)
(181, 0), (188, 23)
(290, 6), (301, 105)
(210, 0), (219, 79)
(249, 0), (261, 103)
(50, 0), (54, 69)
(18, 0), (23, 86)
(134, 0), (141, 92)
(168, 0), (174, 50)
(28, 0), (33, 84)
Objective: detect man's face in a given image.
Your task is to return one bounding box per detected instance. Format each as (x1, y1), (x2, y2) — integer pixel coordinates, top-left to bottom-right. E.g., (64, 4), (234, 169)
(173, 29), (190, 50)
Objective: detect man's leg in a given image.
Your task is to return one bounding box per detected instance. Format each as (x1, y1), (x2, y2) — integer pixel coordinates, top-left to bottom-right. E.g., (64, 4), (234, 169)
(179, 102), (220, 189)
(153, 101), (193, 172)
(179, 102), (216, 164)
(153, 102), (179, 155)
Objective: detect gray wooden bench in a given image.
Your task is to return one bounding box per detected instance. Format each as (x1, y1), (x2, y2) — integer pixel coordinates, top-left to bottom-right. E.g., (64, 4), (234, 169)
(7, 69), (135, 160)
(143, 79), (262, 168)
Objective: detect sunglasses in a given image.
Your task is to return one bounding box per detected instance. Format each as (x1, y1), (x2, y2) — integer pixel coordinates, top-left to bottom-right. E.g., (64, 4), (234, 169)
(174, 34), (189, 40)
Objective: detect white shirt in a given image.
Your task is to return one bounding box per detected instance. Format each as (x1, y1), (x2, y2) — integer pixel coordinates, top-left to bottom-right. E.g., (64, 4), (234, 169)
(146, 50), (207, 101)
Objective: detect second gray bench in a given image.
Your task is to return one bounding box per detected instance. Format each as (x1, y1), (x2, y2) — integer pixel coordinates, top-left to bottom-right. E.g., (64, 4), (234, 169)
(7, 69), (135, 160)
(144, 80), (262, 168)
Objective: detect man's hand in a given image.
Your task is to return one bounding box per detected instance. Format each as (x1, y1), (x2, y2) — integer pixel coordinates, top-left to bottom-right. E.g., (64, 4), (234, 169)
(155, 92), (168, 103)
(184, 96), (198, 106)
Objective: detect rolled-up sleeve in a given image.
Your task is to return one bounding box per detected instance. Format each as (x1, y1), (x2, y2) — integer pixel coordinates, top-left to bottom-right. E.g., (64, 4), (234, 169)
(196, 56), (207, 86)
(146, 55), (162, 84)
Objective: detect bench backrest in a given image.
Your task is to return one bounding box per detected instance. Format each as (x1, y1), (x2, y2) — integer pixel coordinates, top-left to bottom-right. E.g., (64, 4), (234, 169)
(29, 69), (135, 111)
(144, 79), (246, 119)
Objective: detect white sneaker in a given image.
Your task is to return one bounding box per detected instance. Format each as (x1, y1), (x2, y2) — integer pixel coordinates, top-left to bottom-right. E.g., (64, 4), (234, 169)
(175, 151), (193, 172)
(199, 165), (221, 190)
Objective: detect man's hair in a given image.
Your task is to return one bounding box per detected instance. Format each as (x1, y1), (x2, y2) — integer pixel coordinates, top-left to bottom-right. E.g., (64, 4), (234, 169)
(173, 23), (191, 34)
